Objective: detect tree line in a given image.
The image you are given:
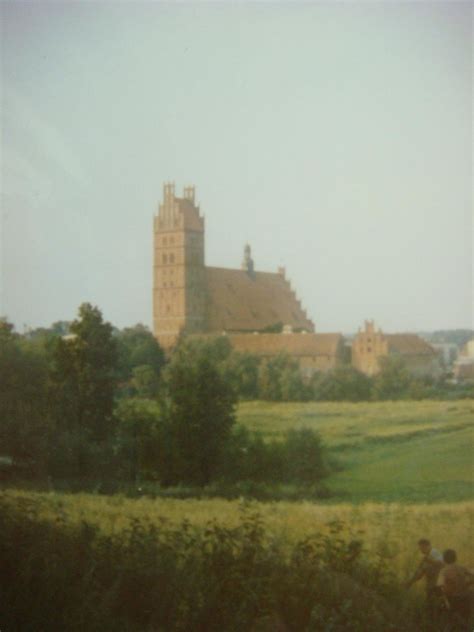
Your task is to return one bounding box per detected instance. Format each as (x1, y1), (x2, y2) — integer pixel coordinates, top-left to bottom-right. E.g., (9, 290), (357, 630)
(0, 304), (328, 490)
(1, 303), (471, 489)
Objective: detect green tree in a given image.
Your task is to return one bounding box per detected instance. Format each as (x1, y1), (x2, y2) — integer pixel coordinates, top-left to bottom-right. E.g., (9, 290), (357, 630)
(131, 364), (160, 399)
(161, 338), (237, 485)
(280, 365), (311, 401)
(116, 324), (165, 385)
(195, 335), (233, 364)
(0, 318), (17, 345)
(50, 303), (118, 476)
(313, 366), (372, 402)
(223, 352), (260, 399)
(258, 353), (306, 401)
(0, 319), (50, 470)
(115, 399), (163, 482)
(372, 356), (412, 400)
(218, 425), (329, 486)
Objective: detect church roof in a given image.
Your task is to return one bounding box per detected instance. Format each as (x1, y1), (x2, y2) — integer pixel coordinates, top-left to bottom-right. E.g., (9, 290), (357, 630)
(205, 266), (314, 333)
(227, 332), (342, 357)
(386, 334), (436, 356)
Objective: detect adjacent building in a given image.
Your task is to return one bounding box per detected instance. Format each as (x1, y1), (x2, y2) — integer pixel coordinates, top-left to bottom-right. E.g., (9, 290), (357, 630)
(224, 331), (345, 379)
(453, 338), (474, 382)
(352, 320), (441, 377)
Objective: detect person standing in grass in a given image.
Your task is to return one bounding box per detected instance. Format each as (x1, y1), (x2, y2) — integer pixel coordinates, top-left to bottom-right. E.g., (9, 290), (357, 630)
(406, 538), (444, 620)
(436, 549), (473, 631)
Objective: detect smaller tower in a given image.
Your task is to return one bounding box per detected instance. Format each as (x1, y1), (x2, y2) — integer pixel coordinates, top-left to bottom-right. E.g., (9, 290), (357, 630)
(241, 244), (255, 276)
(352, 320), (388, 376)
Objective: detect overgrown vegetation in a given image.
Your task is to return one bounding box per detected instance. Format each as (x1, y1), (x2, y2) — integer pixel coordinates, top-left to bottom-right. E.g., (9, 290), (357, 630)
(1, 491), (447, 632)
(0, 308), (329, 494)
(1, 304), (472, 496)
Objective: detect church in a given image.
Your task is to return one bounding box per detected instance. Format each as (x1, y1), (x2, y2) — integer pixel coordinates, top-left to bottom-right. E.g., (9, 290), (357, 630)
(153, 183), (345, 374)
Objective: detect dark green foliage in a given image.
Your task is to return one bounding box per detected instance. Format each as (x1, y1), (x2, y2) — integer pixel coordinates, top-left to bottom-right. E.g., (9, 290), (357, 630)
(421, 376), (474, 400)
(406, 375), (435, 400)
(219, 426), (281, 484)
(130, 364), (160, 398)
(280, 364), (312, 401)
(313, 366), (372, 402)
(3, 311), (472, 493)
(115, 324), (165, 395)
(223, 351), (261, 399)
(115, 399), (163, 482)
(0, 319), (50, 471)
(51, 303), (118, 442)
(219, 426), (329, 487)
(48, 304), (119, 478)
(160, 337), (237, 485)
(283, 428), (328, 483)
(372, 356), (412, 400)
(0, 494), (426, 632)
(258, 353), (310, 401)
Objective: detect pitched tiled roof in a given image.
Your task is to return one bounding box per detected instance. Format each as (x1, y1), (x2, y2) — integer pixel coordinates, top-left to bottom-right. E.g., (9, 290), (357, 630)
(227, 332), (342, 357)
(205, 266), (314, 333)
(386, 334), (436, 356)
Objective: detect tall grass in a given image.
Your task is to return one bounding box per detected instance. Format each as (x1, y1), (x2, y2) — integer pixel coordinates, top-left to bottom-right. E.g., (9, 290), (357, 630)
(0, 491), (438, 632)
(3, 490), (473, 581)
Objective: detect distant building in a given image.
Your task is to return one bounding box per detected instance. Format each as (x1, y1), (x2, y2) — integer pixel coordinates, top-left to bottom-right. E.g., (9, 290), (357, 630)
(430, 343), (459, 368)
(460, 339), (474, 358)
(224, 331), (345, 378)
(352, 320), (440, 377)
(453, 358), (474, 381)
(453, 338), (474, 381)
(153, 183), (314, 350)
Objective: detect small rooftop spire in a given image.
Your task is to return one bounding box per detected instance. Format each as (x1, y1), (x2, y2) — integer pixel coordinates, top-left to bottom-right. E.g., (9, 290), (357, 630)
(163, 181), (175, 201)
(241, 243), (255, 276)
(183, 185), (195, 203)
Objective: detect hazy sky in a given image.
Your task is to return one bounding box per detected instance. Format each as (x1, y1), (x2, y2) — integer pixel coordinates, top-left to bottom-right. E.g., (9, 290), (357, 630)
(1, 1), (472, 334)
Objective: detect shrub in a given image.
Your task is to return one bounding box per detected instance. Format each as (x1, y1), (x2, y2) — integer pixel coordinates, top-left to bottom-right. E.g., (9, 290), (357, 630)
(258, 353), (310, 401)
(372, 356), (411, 400)
(0, 493), (423, 632)
(283, 428), (328, 483)
(218, 426), (329, 487)
(312, 366), (372, 402)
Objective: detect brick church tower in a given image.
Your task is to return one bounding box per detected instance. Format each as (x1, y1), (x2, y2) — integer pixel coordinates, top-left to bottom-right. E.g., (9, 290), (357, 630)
(153, 183), (206, 350)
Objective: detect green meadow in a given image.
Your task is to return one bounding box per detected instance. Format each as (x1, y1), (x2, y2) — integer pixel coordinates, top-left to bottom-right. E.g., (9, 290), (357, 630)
(237, 399), (474, 502)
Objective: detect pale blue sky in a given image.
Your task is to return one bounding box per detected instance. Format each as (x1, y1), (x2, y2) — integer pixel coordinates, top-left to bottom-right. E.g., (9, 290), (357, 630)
(1, 1), (472, 333)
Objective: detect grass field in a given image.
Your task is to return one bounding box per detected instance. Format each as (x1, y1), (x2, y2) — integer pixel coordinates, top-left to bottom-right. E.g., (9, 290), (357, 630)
(3, 489), (473, 584)
(3, 401), (473, 578)
(2, 399), (473, 630)
(237, 399), (474, 502)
